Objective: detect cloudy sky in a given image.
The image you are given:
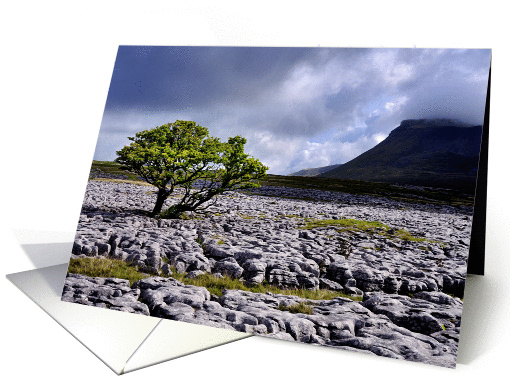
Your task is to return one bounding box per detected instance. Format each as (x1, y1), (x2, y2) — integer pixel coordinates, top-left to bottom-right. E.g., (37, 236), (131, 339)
(94, 46), (491, 174)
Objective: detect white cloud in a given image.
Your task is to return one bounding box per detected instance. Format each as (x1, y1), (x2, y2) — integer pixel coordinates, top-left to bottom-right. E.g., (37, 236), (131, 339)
(372, 133), (388, 144)
(384, 95), (409, 112)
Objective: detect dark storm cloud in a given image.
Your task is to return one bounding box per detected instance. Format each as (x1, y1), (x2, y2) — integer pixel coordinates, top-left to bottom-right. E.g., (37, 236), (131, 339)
(95, 46), (491, 174)
(106, 46), (315, 111)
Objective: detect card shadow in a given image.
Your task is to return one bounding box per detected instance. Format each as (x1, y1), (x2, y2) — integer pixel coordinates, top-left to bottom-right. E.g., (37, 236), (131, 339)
(17, 242), (72, 297)
(457, 274), (498, 364)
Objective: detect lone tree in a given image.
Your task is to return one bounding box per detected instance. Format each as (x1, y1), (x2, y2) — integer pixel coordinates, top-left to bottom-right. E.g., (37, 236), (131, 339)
(115, 120), (268, 217)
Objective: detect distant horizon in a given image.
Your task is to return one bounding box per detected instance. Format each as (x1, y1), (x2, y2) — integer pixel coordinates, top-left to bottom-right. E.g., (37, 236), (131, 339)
(93, 47), (491, 175)
(92, 116), (484, 179)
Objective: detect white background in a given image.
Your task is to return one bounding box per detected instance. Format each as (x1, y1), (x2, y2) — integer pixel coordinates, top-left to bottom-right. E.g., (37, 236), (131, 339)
(1, 1), (508, 380)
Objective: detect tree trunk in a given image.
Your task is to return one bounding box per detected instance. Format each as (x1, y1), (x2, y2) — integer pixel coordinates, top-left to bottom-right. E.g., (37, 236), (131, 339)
(151, 188), (169, 217)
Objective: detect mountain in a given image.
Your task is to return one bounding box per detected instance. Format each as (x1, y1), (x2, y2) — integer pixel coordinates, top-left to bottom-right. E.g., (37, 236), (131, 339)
(290, 163), (341, 177)
(294, 119), (483, 193)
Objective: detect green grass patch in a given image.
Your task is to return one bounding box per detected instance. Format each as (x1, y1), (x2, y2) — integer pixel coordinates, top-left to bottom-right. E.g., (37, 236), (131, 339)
(173, 269), (362, 301)
(67, 257), (151, 286)
(90, 160), (142, 182)
(210, 234), (226, 245)
(278, 301), (314, 314)
(394, 229), (427, 242)
(301, 218), (389, 231)
(301, 218), (442, 245)
(69, 258), (362, 302)
(91, 177), (152, 187)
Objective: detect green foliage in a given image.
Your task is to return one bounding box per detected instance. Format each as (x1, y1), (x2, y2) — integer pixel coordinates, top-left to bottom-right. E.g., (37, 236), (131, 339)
(116, 121), (210, 190)
(115, 120), (268, 217)
(278, 301), (314, 315)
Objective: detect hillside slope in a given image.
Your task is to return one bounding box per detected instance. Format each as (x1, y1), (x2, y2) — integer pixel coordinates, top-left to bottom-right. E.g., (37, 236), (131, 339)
(303, 119), (483, 193)
(290, 163), (341, 177)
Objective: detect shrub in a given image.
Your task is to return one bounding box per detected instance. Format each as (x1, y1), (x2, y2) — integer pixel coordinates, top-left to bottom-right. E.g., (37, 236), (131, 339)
(115, 120), (268, 217)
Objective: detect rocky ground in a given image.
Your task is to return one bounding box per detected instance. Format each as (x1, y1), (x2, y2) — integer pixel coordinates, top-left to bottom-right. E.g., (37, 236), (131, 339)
(62, 180), (472, 368)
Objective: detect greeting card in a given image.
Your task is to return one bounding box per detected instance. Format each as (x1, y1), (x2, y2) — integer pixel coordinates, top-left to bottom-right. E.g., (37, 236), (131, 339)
(61, 46), (490, 368)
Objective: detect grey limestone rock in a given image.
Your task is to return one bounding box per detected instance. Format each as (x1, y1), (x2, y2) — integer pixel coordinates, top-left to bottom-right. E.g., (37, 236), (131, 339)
(186, 270), (205, 279)
(213, 258), (244, 279)
(319, 278), (344, 291)
(62, 274), (149, 315)
(65, 180), (472, 368)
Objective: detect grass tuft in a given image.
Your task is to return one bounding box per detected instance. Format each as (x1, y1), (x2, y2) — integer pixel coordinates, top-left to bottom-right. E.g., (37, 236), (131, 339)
(278, 301), (314, 314)
(301, 218), (442, 245)
(394, 229), (427, 242)
(171, 268), (361, 300)
(68, 257), (362, 301)
(301, 218), (389, 231)
(68, 257), (151, 286)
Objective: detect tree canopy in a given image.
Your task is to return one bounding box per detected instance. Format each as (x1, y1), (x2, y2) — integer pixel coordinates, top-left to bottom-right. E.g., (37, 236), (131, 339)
(115, 120), (268, 217)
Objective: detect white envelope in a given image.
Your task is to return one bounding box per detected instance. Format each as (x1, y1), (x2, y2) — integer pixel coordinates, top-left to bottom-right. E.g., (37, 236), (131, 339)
(6, 235), (250, 375)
